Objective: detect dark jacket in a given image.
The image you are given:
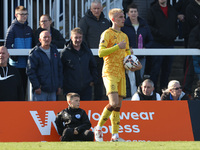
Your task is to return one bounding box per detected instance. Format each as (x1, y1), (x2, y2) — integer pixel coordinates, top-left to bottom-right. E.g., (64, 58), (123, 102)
(174, 0), (190, 38)
(122, 17), (153, 49)
(0, 64), (24, 101)
(188, 24), (200, 75)
(147, 2), (178, 46)
(5, 19), (33, 68)
(188, 24), (200, 49)
(26, 44), (63, 93)
(55, 106), (91, 136)
(186, 1), (200, 31)
(78, 9), (110, 48)
(60, 41), (98, 94)
(34, 27), (66, 48)
(161, 91), (189, 100)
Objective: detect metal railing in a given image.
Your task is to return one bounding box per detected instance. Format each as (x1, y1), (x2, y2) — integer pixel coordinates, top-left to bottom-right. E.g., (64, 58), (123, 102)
(7, 48), (200, 101)
(1, 0), (122, 42)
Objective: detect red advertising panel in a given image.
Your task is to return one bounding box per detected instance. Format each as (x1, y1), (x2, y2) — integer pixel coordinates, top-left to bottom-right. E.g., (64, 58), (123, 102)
(0, 101), (194, 142)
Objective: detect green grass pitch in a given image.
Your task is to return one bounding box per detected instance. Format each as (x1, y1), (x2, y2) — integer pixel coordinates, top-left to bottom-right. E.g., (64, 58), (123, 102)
(0, 141), (200, 150)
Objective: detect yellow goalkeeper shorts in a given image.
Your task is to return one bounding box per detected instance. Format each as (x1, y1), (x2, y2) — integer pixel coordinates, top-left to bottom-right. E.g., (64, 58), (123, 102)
(103, 75), (126, 97)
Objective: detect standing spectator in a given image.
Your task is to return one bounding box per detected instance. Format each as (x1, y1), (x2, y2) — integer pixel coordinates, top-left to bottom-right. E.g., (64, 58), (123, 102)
(55, 93), (94, 141)
(121, 3), (153, 97)
(161, 80), (189, 100)
(174, 0), (190, 47)
(4, 6), (33, 100)
(0, 46), (24, 101)
(122, 0), (155, 19)
(94, 8), (142, 142)
(147, 0), (178, 93)
(27, 31), (63, 101)
(34, 14), (66, 48)
(182, 0), (200, 97)
(131, 79), (161, 101)
(79, 0), (110, 100)
(60, 27), (98, 101)
(188, 22), (200, 80)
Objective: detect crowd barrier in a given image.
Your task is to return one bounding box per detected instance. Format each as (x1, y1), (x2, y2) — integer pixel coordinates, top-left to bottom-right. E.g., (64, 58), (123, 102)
(0, 100), (200, 142)
(7, 48), (200, 101)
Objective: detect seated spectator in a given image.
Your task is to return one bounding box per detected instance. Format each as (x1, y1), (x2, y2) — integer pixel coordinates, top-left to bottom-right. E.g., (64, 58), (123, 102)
(34, 14), (66, 48)
(0, 46), (24, 101)
(55, 93), (94, 141)
(193, 80), (200, 100)
(161, 80), (189, 100)
(131, 79), (161, 101)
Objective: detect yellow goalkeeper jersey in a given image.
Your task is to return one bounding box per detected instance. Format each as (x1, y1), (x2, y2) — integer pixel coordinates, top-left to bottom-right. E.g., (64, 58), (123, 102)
(99, 27), (131, 78)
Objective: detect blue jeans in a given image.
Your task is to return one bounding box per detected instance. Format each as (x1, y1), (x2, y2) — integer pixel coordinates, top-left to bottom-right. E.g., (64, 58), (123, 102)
(33, 91), (56, 101)
(150, 42), (174, 92)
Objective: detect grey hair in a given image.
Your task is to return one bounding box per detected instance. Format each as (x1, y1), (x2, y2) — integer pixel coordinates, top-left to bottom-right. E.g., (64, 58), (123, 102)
(142, 79), (154, 87)
(162, 80), (180, 93)
(91, 0), (102, 6)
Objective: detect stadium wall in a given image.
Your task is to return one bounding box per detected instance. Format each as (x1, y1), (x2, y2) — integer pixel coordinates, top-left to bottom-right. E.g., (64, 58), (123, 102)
(0, 101), (199, 142)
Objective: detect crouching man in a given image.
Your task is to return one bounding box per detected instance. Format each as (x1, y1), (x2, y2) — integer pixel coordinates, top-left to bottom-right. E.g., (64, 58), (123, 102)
(55, 93), (94, 141)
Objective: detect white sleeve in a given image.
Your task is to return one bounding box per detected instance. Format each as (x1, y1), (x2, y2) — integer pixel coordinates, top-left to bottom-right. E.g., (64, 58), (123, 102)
(131, 93), (140, 101)
(156, 93), (161, 101)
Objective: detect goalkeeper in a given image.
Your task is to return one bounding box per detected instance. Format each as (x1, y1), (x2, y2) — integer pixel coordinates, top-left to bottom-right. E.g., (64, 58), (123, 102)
(94, 8), (142, 142)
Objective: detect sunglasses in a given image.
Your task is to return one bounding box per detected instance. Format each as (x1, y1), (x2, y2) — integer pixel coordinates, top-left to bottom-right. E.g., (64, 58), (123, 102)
(173, 87), (182, 90)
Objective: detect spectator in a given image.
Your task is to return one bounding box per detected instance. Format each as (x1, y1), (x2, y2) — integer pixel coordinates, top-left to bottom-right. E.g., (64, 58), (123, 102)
(4, 6), (33, 100)
(26, 30), (63, 101)
(183, 0), (200, 97)
(55, 92), (94, 141)
(79, 0), (111, 100)
(174, 0), (190, 47)
(121, 3), (153, 97)
(161, 80), (189, 100)
(193, 80), (200, 100)
(0, 46), (24, 101)
(188, 21), (200, 80)
(60, 27), (98, 101)
(147, 0), (178, 93)
(94, 8), (142, 142)
(34, 14), (66, 48)
(122, 0), (155, 19)
(131, 79), (161, 101)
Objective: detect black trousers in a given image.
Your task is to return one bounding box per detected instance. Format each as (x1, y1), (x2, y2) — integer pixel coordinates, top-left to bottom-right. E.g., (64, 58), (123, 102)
(61, 128), (94, 141)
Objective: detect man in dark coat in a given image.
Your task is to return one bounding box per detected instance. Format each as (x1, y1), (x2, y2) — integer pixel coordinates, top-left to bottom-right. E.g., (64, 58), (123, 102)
(79, 0), (110, 100)
(60, 27), (98, 101)
(147, 0), (178, 93)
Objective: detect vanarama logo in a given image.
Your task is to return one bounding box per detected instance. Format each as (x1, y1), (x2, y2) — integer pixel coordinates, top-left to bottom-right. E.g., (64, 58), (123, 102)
(30, 111), (57, 135)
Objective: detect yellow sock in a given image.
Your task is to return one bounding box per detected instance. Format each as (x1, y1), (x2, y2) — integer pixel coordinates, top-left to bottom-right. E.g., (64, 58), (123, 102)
(98, 107), (112, 127)
(111, 111), (120, 134)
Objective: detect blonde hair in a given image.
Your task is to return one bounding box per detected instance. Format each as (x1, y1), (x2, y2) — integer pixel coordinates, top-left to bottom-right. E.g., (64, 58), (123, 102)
(15, 6), (27, 14)
(108, 8), (123, 21)
(66, 93), (80, 102)
(71, 27), (83, 35)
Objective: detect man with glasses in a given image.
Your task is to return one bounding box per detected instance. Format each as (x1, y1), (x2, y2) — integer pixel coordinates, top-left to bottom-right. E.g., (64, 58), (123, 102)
(161, 80), (189, 100)
(5, 6), (33, 100)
